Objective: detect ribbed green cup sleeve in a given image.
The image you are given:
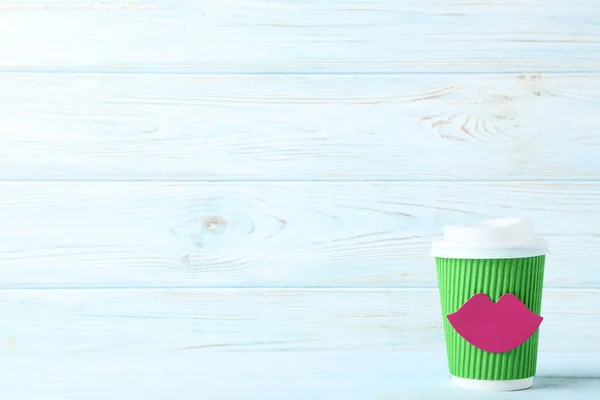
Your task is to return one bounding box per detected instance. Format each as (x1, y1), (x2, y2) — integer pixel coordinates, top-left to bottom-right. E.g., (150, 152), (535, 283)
(436, 256), (545, 380)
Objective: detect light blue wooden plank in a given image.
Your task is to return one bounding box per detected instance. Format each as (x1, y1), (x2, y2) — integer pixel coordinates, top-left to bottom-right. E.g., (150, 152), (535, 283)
(0, 288), (598, 355)
(0, 73), (599, 181)
(0, 351), (598, 399)
(0, 1), (598, 72)
(1, 181), (599, 288)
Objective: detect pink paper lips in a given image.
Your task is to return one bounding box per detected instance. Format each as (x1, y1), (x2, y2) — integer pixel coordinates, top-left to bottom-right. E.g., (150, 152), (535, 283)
(447, 293), (543, 353)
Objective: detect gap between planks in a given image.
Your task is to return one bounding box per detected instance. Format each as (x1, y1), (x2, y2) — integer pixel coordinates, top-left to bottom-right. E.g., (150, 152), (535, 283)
(2, 69), (600, 76)
(0, 287), (597, 293)
(2, 179), (600, 183)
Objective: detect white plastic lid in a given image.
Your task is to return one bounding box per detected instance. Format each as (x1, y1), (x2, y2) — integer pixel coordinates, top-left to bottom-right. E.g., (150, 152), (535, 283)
(431, 218), (548, 259)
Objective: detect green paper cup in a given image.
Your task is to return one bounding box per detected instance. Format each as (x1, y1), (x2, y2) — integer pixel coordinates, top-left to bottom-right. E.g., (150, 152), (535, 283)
(431, 218), (548, 391)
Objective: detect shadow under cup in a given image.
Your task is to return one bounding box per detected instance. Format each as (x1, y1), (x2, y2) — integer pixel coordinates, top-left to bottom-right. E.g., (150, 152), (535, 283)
(435, 256), (546, 384)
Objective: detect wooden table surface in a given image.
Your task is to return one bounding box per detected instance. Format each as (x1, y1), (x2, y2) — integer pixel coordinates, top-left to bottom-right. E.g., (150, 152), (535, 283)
(1, 351), (598, 399)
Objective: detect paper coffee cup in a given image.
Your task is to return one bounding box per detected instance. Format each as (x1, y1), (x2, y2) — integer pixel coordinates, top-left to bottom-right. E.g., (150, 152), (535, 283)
(431, 218), (548, 391)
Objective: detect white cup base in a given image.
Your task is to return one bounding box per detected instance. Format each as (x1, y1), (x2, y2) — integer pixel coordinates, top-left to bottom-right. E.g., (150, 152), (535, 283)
(451, 376), (533, 391)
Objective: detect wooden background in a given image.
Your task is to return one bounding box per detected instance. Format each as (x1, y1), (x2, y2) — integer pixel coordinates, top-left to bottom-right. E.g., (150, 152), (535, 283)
(1, 0), (600, 397)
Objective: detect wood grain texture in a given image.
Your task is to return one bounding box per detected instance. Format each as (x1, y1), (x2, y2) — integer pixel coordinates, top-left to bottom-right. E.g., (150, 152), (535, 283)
(1, 351), (599, 400)
(0, 0), (599, 73)
(1, 73), (599, 180)
(1, 288), (599, 355)
(1, 181), (599, 288)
